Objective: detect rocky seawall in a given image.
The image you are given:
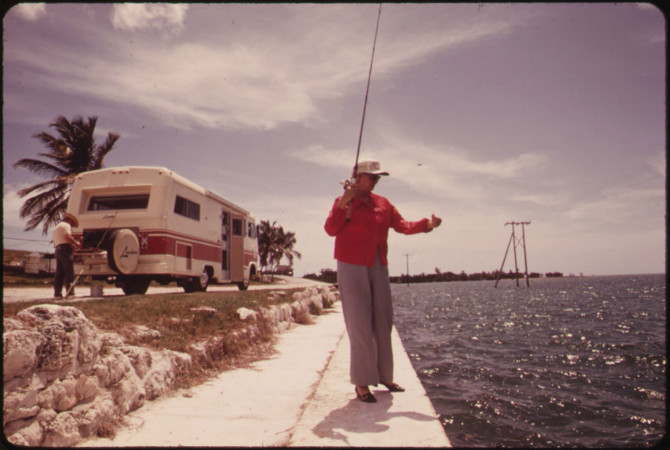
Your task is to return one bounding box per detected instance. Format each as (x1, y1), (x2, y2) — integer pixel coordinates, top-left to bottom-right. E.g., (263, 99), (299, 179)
(3, 286), (339, 447)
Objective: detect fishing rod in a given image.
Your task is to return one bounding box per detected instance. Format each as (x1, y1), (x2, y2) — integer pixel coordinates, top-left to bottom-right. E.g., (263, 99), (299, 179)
(344, 3), (382, 220)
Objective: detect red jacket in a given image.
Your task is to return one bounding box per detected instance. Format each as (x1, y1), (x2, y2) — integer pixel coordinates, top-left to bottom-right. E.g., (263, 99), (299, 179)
(324, 192), (430, 267)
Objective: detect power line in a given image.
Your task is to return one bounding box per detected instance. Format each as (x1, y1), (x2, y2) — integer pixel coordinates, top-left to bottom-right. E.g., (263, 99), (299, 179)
(4, 237), (51, 243)
(4, 237), (53, 251)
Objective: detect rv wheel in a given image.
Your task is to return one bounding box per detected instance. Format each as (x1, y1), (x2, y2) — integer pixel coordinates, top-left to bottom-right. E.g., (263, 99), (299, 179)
(236, 276), (250, 291)
(183, 270), (209, 293)
(107, 229), (140, 274)
(121, 278), (150, 295)
(197, 269), (209, 291)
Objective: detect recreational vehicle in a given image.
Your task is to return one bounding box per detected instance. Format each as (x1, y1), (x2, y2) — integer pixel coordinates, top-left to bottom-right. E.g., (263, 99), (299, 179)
(67, 166), (259, 295)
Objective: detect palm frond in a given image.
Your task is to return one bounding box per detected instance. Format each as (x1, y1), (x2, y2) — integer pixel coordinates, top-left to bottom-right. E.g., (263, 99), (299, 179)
(16, 178), (63, 197)
(13, 158), (67, 179)
(18, 182), (69, 217)
(14, 114), (120, 233)
(91, 133), (120, 170)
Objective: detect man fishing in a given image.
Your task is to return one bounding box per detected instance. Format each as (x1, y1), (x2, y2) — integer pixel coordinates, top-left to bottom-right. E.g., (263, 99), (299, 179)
(324, 160), (442, 402)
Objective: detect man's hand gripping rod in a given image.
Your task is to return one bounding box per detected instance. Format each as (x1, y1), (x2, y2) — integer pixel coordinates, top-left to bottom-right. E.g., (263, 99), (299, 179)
(343, 4), (382, 221)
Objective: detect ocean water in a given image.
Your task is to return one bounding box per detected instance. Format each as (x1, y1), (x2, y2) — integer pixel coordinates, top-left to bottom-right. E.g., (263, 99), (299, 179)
(392, 274), (666, 448)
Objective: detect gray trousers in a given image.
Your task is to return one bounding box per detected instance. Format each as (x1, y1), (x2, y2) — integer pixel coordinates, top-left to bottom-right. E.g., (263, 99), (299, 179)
(54, 245), (75, 296)
(337, 251), (394, 386)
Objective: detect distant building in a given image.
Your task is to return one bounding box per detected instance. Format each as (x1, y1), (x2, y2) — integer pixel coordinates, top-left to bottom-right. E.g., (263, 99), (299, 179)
(6, 257), (24, 268)
(24, 252), (56, 274)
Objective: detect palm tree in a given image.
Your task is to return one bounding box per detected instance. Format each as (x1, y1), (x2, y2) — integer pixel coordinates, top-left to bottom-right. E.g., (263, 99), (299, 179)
(13, 115), (120, 234)
(271, 226), (301, 271)
(257, 220), (302, 274)
(258, 220), (275, 273)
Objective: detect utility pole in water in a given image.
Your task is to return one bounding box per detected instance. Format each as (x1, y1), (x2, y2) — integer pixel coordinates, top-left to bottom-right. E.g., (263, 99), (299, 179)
(494, 221), (531, 288)
(404, 253), (411, 286)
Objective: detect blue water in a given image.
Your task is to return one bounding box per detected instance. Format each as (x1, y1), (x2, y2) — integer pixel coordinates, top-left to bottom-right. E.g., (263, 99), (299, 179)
(392, 274), (666, 448)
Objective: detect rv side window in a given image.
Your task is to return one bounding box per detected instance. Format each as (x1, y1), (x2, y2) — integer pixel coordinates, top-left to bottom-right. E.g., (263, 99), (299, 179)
(248, 222), (256, 239)
(232, 218), (243, 236)
(174, 196), (200, 221)
(88, 194), (149, 211)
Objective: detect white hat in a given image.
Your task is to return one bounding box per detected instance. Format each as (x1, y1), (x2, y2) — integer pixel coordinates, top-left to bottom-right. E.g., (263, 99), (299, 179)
(356, 160), (389, 176)
(63, 212), (79, 228)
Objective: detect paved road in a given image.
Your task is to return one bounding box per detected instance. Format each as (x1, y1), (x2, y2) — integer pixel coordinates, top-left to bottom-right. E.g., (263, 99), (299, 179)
(2, 276), (330, 304)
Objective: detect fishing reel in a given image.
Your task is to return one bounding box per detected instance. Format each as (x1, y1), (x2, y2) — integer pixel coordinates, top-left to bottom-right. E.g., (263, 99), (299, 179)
(341, 167), (359, 190)
(340, 176), (357, 221)
(340, 178), (354, 190)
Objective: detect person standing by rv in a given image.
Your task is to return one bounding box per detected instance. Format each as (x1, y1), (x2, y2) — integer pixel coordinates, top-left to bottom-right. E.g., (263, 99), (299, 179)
(324, 160), (442, 403)
(53, 212), (80, 298)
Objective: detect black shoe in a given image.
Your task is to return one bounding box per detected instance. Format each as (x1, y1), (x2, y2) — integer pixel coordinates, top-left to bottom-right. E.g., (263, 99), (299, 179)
(381, 382), (405, 392)
(54, 294), (63, 299)
(355, 387), (377, 403)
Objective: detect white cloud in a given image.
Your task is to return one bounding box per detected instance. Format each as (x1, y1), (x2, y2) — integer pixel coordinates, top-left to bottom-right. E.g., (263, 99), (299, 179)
(110, 4), (188, 32)
(287, 129), (548, 204)
(9, 39), (321, 131)
(374, 13), (516, 79)
(6, 4), (523, 134)
(12, 3), (47, 21)
(3, 185), (30, 229)
(3, 185), (54, 251)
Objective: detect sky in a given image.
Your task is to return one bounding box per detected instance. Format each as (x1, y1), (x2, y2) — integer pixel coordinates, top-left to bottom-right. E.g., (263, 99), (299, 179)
(2, 3), (666, 278)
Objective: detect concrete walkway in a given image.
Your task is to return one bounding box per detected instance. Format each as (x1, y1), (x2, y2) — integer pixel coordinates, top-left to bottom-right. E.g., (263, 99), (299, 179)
(77, 302), (450, 447)
(290, 324), (451, 447)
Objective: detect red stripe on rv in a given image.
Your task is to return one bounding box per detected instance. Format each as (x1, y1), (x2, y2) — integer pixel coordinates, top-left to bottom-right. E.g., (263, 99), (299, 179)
(142, 234), (221, 263)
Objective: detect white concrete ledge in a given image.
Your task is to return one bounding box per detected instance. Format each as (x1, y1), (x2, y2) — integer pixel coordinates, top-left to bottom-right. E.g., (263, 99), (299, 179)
(290, 327), (451, 447)
(78, 302), (450, 447)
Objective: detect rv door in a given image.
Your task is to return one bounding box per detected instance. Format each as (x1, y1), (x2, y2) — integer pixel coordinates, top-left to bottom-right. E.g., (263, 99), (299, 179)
(230, 216), (244, 281)
(221, 210), (230, 280)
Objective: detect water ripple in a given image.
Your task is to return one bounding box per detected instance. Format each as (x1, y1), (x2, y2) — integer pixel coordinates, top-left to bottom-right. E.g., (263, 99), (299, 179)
(393, 274), (666, 448)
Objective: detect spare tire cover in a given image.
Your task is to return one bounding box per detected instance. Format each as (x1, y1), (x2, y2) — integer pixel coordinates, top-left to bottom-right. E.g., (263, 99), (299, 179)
(108, 229), (140, 274)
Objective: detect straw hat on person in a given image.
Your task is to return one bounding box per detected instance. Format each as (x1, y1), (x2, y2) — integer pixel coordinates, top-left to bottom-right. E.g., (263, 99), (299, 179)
(63, 212), (79, 228)
(356, 160), (389, 176)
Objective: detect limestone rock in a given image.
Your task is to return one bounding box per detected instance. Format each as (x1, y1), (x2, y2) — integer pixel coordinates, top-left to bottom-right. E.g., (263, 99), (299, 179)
(237, 307), (258, 321)
(191, 306), (217, 316)
(120, 345), (153, 379)
(150, 349), (188, 398)
(94, 348), (135, 388)
(42, 411), (80, 447)
(3, 330), (47, 382)
(70, 393), (115, 438)
(14, 304), (103, 381)
(100, 331), (125, 347)
(125, 324), (161, 341)
(75, 374), (100, 403)
(3, 388), (39, 425)
(5, 416), (44, 447)
(3, 287), (340, 447)
(111, 370), (145, 415)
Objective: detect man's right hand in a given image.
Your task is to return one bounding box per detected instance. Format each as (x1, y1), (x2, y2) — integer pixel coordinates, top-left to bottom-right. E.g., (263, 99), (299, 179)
(338, 182), (358, 210)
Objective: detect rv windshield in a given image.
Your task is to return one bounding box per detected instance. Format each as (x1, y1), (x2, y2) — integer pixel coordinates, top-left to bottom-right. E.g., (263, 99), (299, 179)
(88, 194), (150, 211)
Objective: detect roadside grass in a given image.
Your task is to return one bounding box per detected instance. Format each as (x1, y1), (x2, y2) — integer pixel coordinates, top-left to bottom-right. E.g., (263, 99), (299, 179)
(3, 288), (315, 388)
